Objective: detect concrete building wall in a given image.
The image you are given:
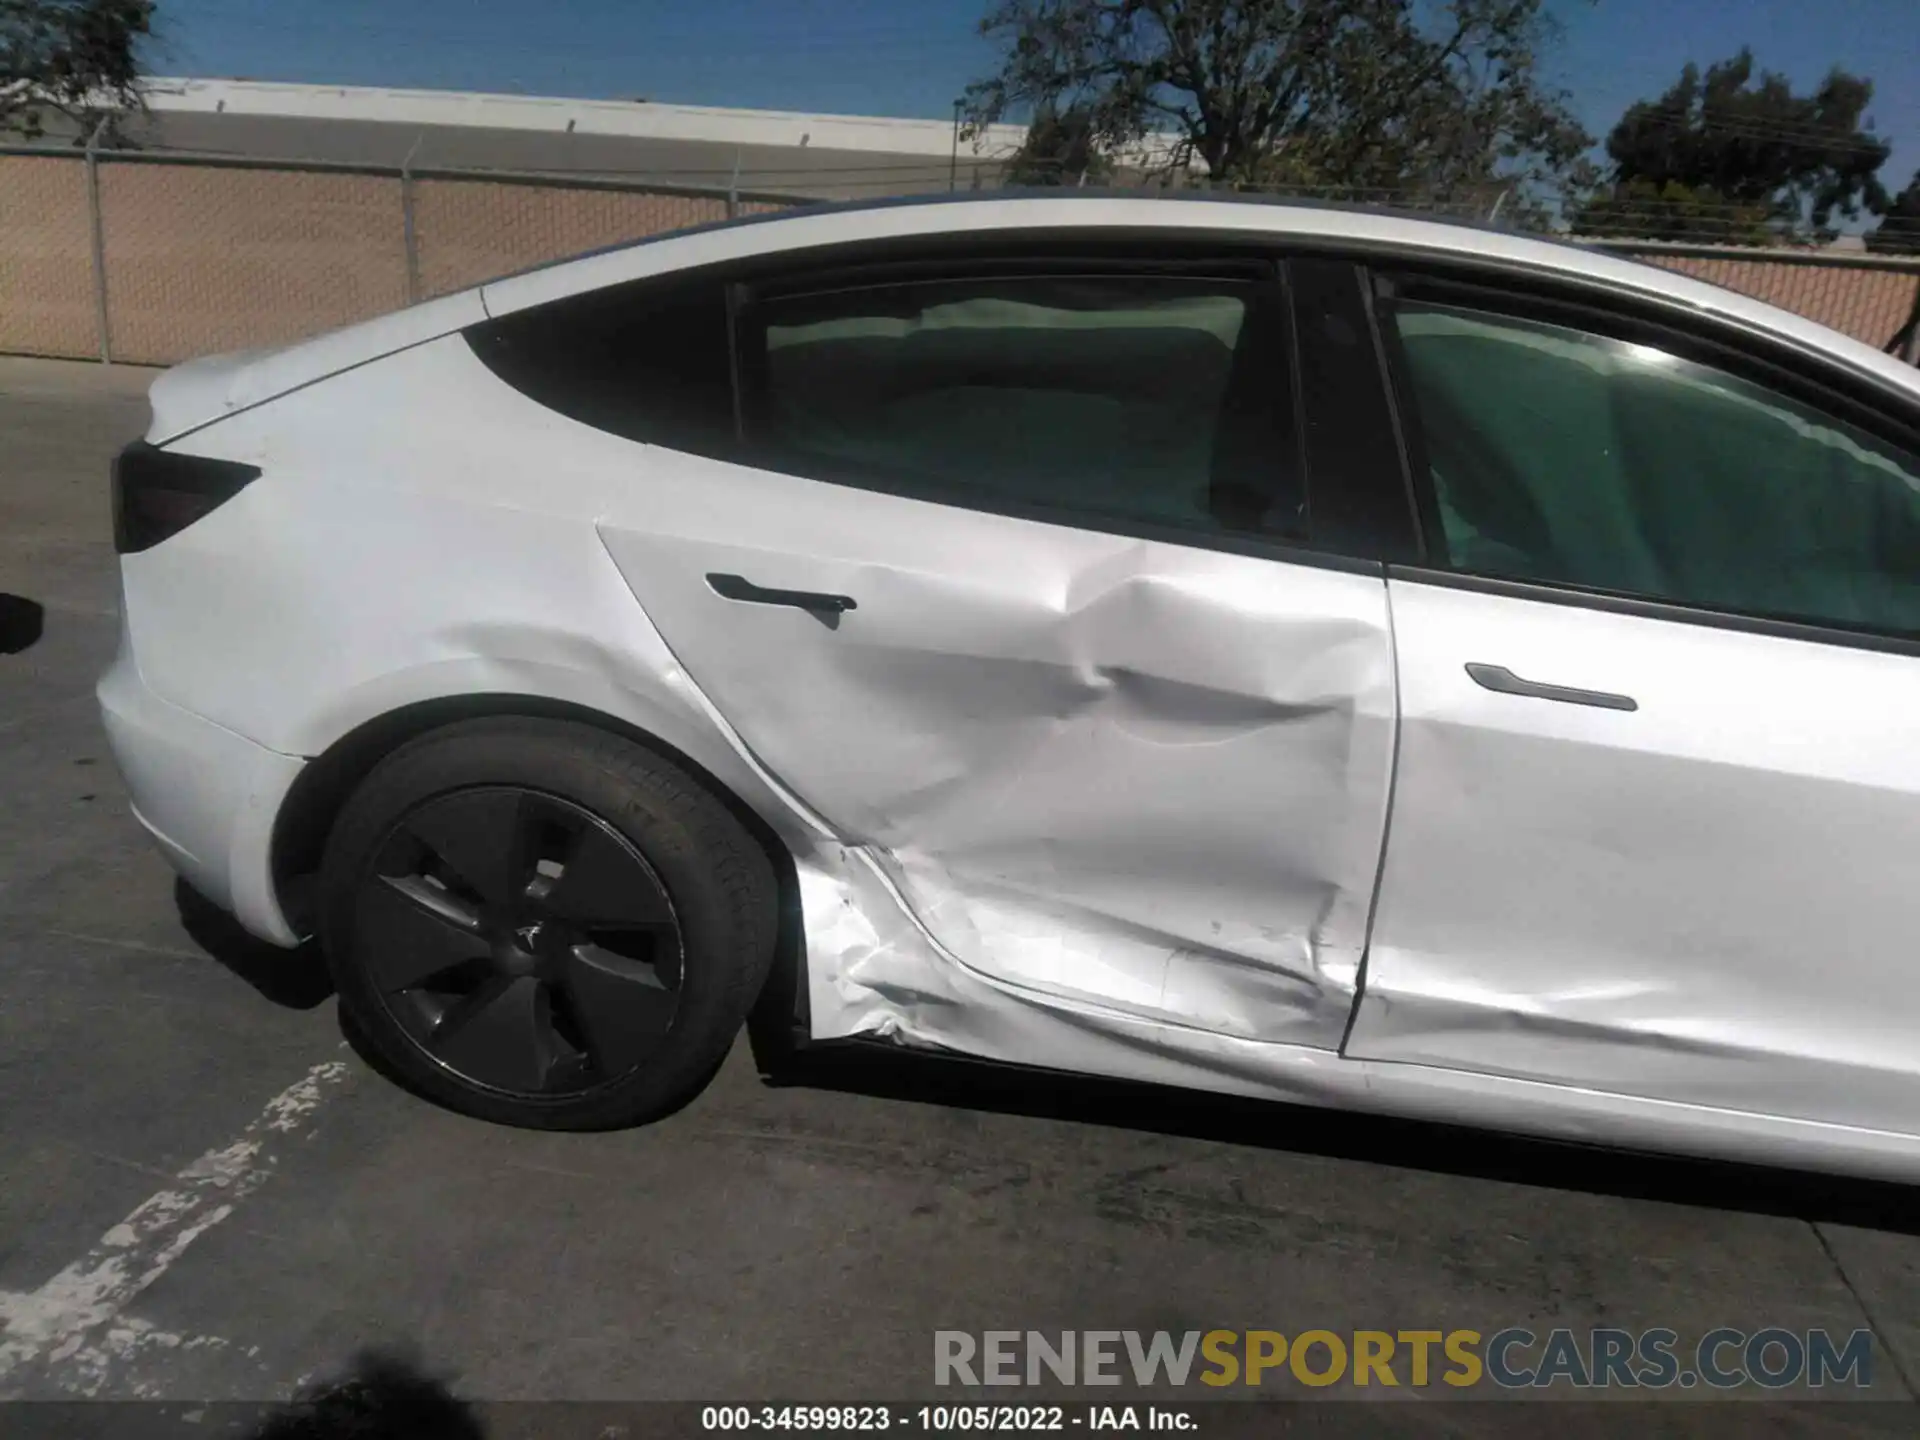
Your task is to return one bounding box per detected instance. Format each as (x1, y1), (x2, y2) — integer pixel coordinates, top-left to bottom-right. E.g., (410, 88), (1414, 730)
(141, 77), (1032, 163)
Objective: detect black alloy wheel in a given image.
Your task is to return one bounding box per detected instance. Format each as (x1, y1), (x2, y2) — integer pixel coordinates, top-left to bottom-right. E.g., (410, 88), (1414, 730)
(322, 717), (780, 1130)
(354, 786), (684, 1099)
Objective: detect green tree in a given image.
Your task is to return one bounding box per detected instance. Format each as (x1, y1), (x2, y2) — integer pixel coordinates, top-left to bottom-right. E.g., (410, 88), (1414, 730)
(1869, 169), (1920, 256)
(963, 0), (1592, 210)
(1006, 102), (1113, 185)
(1, 0), (152, 140)
(1574, 50), (1891, 243)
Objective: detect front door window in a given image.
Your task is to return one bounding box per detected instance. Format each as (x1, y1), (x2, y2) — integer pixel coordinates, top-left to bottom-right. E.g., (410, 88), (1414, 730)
(1386, 300), (1920, 635)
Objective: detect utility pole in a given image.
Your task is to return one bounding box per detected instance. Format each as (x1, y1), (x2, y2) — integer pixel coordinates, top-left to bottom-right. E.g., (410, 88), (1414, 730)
(949, 99), (962, 192)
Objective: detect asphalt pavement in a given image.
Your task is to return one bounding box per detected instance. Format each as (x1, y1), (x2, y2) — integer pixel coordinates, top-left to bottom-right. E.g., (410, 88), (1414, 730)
(3, 355), (1920, 1435)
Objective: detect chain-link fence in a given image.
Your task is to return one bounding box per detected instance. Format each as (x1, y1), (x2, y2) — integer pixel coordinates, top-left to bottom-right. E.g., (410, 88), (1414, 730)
(4, 140), (1918, 367)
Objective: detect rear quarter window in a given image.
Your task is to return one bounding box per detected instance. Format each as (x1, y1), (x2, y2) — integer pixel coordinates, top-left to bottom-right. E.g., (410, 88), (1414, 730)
(464, 275), (737, 458)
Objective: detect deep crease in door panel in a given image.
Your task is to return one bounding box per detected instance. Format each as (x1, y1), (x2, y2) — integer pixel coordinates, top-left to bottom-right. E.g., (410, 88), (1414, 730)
(599, 505), (1397, 1047)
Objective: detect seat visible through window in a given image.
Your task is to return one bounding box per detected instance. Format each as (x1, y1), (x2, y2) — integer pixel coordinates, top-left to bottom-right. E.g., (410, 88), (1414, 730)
(1387, 301), (1920, 633)
(747, 273), (1302, 541)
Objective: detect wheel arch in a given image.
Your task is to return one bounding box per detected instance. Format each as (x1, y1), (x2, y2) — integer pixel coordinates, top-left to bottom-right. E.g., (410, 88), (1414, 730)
(272, 691), (810, 1055)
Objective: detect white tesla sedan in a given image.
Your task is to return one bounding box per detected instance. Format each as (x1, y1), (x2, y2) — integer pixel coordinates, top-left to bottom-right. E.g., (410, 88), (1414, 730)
(99, 194), (1920, 1177)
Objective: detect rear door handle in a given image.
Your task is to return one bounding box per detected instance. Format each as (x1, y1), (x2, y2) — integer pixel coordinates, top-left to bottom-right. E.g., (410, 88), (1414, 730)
(1465, 663), (1637, 712)
(707, 572), (859, 623)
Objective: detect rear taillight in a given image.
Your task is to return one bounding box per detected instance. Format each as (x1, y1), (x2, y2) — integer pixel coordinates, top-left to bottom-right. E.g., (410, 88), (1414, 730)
(111, 442), (261, 555)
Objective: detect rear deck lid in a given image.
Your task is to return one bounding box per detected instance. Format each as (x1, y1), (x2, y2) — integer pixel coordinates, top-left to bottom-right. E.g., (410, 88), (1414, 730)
(143, 289), (490, 444)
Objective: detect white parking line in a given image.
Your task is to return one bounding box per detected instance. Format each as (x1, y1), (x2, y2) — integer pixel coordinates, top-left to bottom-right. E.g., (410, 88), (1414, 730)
(0, 1058), (352, 1394)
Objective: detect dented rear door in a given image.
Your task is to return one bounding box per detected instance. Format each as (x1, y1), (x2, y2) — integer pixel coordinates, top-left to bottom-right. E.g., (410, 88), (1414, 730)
(599, 248), (1410, 1047)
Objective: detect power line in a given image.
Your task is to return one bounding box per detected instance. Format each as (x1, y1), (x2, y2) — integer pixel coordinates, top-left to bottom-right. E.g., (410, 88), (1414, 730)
(1616, 108), (1893, 158)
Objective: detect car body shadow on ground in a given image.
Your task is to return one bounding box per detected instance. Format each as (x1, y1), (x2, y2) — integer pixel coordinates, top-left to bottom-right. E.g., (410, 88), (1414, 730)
(761, 1039), (1920, 1238)
(175, 877), (335, 1010)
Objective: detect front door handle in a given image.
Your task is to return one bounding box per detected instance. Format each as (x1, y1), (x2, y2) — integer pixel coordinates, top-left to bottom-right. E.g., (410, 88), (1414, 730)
(707, 572), (859, 626)
(1465, 663), (1637, 712)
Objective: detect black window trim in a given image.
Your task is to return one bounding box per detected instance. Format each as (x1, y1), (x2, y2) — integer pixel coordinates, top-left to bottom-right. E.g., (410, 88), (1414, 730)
(1351, 262), (1430, 564)
(1279, 232), (1920, 425)
(1278, 256), (1428, 566)
(746, 249), (1280, 303)
(722, 280), (750, 446)
(473, 224), (1920, 597)
(727, 247), (1383, 576)
(1372, 263), (1920, 453)
(1275, 260), (1314, 543)
(768, 472), (1385, 576)
(470, 221), (1920, 434)
(1363, 260), (1920, 657)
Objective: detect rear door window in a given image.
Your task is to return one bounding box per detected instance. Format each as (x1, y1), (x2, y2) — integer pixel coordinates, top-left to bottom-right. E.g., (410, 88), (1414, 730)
(738, 270), (1306, 544)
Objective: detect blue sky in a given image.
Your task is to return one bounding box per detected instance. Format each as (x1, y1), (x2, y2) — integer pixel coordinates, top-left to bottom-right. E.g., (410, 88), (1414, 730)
(149, 0), (1919, 190)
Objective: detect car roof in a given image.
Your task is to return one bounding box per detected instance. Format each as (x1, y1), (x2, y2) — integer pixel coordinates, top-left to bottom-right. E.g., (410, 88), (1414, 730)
(476, 191), (1920, 403)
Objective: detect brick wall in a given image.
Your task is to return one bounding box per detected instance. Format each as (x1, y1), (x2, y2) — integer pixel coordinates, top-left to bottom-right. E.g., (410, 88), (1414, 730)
(1643, 254), (1919, 354)
(1, 156), (777, 365)
(99, 164), (409, 365)
(410, 179), (740, 299)
(0, 155), (97, 359)
(3, 153), (1916, 366)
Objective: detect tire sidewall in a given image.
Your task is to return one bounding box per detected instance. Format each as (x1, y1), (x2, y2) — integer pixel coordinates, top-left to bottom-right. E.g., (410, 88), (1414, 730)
(319, 719), (775, 1130)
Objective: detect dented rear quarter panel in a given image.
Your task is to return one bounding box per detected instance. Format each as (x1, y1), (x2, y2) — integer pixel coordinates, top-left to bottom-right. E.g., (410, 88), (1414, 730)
(119, 335), (818, 860)
(146, 327), (1399, 1052)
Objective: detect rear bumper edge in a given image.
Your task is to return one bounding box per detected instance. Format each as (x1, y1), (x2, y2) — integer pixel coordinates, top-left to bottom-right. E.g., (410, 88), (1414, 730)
(98, 649), (307, 948)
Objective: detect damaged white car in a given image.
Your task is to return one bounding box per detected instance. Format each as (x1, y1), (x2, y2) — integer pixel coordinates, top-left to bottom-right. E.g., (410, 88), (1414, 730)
(100, 194), (1920, 1179)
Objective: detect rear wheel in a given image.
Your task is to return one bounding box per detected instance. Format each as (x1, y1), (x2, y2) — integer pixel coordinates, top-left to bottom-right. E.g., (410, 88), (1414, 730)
(319, 717), (777, 1129)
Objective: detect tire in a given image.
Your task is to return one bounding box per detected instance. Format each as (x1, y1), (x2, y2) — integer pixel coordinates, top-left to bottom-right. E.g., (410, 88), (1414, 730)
(319, 716), (778, 1130)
